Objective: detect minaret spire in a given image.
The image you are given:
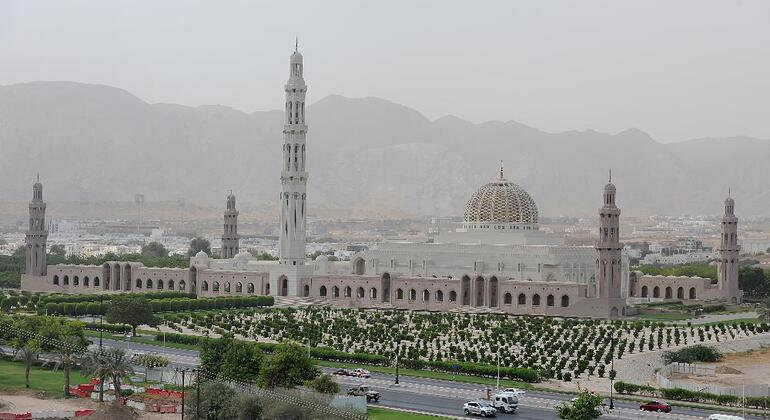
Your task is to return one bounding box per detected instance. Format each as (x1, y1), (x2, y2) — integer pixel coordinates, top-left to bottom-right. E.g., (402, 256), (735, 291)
(295, 36), (298, 52)
(499, 160), (504, 180)
(609, 168), (612, 183)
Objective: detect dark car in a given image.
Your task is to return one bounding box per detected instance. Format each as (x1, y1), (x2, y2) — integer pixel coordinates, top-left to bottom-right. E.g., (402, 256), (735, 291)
(640, 400), (671, 413)
(332, 368), (351, 376)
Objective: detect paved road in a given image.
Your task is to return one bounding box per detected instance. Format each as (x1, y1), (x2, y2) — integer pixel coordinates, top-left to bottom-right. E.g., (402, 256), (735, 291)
(89, 338), (765, 419)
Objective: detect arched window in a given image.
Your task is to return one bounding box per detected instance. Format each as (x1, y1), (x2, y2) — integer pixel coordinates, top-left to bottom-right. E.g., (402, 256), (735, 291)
(504, 293), (512, 304)
(94, 277), (100, 287)
(224, 282), (231, 293)
(247, 283), (254, 294)
(213, 281), (220, 292)
(356, 287), (364, 298)
(63, 275), (69, 285)
(561, 295), (569, 307)
(320, 285), (327, 297)
(409, 289), (417, 301)
(369, 287), (377, 299)
(435, 290), (444, 302)
(546, 294), (554, 307)
(353, 258), (365, 275)
(83, 276), (89, 287)
(158, 279), (164, 290)
(396, 288), (404, 300)
(265, 283), (270, 295)
(344, 286), (352, 298)
(73, 276), (79, 286)
(236, 282), (242, 293)
(202, 281), (209, 291)
(304, 284), (310, 297)
(422, 289), (430, 302)
(665, 286), (672, 299)
(168, 280), (174, 290)
(677, 287), (684, 299)
(653, 286), (660, 298)
(449, 290), (457, 302)
(179, 280), (186, 291)
(533, 294), (541, 306)
(147, 279), (153, 289)
(53, 275), (59, 285)
(641, 285), (648, 297)
(689, 287), (696, 300)
(332, 286), (339, 298)
(518, 293), (526, 305)
(136, 279), (142, 288)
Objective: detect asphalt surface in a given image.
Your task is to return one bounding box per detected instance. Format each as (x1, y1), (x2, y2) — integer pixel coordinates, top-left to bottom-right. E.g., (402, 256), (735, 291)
(90, 337), (766, 419)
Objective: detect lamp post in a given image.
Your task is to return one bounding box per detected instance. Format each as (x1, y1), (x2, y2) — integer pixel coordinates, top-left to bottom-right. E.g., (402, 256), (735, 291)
(98, 294), (103, 349)
(496, 352), (501, 391)
(609, 333), (615, 410)
(394, 347), (400, 385)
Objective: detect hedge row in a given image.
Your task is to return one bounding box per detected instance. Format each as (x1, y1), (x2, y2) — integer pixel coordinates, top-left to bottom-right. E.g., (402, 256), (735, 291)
(615, 381), (770, 409)
(85, 322), (132, 334)
(41, 295), (274, 316)
(158, 332), (541, 383)
(40, 291), (196, 304)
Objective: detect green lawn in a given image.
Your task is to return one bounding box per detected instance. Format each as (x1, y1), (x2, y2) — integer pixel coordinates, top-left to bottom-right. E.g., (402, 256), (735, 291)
(316, 360), (534, 390)
(632, 313), (693, 321)
(0, 358), (91, 396)
(368, 407), (451, 419)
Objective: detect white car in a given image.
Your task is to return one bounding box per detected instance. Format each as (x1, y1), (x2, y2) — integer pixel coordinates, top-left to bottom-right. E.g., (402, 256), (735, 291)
(350, 368), (371, 378)
(463, 400), (497, 417)
(708, 415), (745, 420)
(502, 387), (526, 396)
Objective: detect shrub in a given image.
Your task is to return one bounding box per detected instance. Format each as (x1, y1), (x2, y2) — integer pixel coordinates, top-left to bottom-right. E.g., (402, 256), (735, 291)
(662, 345), (722, 364)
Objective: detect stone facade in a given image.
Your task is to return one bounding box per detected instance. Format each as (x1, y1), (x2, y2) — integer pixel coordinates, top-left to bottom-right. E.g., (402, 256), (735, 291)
(19, 46), (743, 319)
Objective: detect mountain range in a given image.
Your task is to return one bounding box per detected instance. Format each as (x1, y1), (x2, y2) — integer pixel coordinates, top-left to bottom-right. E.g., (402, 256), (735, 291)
(0, 81), (768, 219)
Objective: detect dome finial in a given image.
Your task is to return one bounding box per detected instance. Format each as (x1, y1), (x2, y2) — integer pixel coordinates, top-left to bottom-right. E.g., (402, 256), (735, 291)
(609, 168), (612, 183)
(295, 36), (298, 52)
(499, 160), (504, 180)
(36, 172), (39, 183)
(728, 187), (731, 198)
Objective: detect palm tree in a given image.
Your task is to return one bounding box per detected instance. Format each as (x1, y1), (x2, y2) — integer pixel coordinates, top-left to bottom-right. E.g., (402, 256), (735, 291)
(53, 336), (86, 397)
(81, 349), (110, 402)
(14, 344), (40, 389)
(102, 348), (133, 398)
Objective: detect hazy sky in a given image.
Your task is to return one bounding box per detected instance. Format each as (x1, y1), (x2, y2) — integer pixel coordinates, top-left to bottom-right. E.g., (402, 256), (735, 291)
(1, 0), (769, 142)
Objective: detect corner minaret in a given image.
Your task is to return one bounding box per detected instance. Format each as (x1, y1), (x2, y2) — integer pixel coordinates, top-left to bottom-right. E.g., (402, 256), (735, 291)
(221, 191), (240, 259)
(717, 191), (741, 302)
(278, 43), (308, 266)
(596, 170), (623, 301)
(25, 174), (48, 277)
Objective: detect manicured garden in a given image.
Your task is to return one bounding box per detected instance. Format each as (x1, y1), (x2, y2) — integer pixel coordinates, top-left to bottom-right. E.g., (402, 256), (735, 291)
(0, 358), (91, 395)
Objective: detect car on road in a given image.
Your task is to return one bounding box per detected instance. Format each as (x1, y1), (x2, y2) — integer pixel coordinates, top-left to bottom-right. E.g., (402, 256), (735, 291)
(708, 415), (745, 420)
(501, 387), (526, 396)
(350, 368), (371, 378)
(347, 385), (380, 402)
(639, 400), (671, 413)
(463, 400), (497, 417)
(332, 368), (351, 376)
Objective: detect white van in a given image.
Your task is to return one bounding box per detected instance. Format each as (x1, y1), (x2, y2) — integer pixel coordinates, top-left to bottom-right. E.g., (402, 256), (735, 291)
(492, 392), (518, 413)
(708, 414), (745, 420)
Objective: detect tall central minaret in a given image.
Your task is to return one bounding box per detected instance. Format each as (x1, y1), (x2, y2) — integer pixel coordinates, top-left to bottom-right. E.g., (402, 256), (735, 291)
(279, 42), (308, 266)
(221, 191), (239, 259)
(717, 192), (741, 302)
(596, 171), (622, 300)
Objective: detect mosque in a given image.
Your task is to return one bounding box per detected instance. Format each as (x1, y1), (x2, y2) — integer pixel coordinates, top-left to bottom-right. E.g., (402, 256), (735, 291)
(20, 47), (742, 318)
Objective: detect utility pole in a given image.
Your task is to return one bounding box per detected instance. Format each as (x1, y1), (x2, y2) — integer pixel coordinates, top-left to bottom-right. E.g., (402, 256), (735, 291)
(395, 347), (400, 385)
(610, 334), (615, 410)
(196, 369), (201, 420)
(98, 294), (103, 349)
(176, 368), (186, 420)
(496, 352), (500, 391)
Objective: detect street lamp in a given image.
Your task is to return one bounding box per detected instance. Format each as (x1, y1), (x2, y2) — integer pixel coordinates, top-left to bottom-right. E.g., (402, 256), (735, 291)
(496, 352), (501, 391)
(609, 332), (615, 410)
(394, 346), (400, 385)
(98, 294), (103, 348)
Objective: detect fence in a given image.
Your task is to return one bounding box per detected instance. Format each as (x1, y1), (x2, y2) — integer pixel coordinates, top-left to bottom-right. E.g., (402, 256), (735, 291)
(657, 362), (770, 397)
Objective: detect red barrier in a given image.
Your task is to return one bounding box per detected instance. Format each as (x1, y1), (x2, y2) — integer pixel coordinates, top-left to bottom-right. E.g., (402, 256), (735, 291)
(159, 405), (177, 413)
(75, 409), (96, 417)
(78, 384), (95, 392)
(89, 378), (100, 385)
(0, 414), (17, 420)
(14, 414), (31, 420)
(147, 404), (160, 413)
(145, 388), (183, 399)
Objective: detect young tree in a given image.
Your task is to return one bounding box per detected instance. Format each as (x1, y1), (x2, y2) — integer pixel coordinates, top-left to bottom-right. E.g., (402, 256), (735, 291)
(54, 336), (86, 396)
(188, 237), (211, 257)
(14, 343), (40, 388)
(81, 349), (110, 402)
(103, 348), (133, 397)
(105, 295), (155, 336)
(555, 391), (605, 420)
(184, 381), (238, 420)
(200, 337), (234, 377)
(307, 374), (339, 394)
(258, 342), (319, 389)
(219, 341), (262, 382)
